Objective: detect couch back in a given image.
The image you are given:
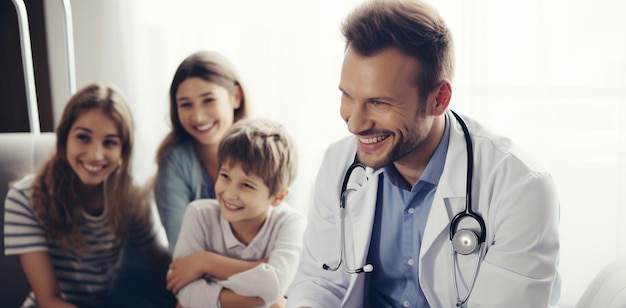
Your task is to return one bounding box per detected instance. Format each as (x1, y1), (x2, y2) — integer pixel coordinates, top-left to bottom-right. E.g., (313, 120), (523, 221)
(0, 132), (56, 307)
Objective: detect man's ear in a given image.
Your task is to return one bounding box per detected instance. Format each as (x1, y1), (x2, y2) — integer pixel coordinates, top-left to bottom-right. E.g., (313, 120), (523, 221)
(431, 80), (452, 116)
(271, 188), (290, 206)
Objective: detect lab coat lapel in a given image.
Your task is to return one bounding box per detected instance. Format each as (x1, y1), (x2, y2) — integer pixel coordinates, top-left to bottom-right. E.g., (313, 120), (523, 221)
(342, 169), (380, 304)
(421, 111), (469, 258)
(346, 169), (379, 263)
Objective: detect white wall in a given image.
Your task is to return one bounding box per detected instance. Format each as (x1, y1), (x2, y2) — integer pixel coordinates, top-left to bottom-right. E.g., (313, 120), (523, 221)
(43, 1), (626, 307)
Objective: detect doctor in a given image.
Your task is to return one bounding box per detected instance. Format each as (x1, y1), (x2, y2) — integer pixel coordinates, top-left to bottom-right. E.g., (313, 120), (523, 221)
(286, 0), (560, 307)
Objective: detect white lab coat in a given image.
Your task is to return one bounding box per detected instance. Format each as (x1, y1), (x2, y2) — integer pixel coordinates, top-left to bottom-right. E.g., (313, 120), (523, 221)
(286, 111), (560, 308)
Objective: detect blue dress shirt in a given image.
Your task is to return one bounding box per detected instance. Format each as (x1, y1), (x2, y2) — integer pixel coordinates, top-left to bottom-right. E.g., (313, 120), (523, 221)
(365, 116), (450, 308)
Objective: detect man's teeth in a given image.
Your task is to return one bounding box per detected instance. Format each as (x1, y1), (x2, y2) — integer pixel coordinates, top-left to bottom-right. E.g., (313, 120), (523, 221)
(360, 135), (387, 144)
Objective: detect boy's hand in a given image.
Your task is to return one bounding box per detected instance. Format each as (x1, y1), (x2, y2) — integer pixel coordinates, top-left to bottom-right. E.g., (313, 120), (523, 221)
(166, 252), (206, 294)
(269, 297), (286, 308)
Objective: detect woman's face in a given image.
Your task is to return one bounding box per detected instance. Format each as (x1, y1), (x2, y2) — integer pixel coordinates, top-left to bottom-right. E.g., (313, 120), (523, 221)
(176, 77), (241, 147)
(66, 108), (122, 187)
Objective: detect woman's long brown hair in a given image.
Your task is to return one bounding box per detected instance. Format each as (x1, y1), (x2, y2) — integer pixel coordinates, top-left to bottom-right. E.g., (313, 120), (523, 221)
(31, 83), (151, 251)
(156, 50), (250, 166)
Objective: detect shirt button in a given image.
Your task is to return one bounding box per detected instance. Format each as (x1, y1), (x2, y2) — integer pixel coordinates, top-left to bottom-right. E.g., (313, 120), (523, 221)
(408, 208), (415, 214)
(407, 258), (414, 266)
(403, 300), (410, 307)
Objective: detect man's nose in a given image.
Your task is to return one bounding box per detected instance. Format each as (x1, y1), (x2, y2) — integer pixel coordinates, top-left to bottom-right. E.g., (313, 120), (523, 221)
(346, 102), (370, 134)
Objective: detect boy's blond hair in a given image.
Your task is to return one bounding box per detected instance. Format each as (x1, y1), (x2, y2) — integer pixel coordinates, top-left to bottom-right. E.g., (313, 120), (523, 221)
(218, 118), (298, 196)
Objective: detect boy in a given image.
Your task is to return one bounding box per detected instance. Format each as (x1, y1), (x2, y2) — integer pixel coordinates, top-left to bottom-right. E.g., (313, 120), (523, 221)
(166, 118), (305, 308)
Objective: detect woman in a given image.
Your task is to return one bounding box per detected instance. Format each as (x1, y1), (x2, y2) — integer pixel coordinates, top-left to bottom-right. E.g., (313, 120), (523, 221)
(3, 82), (171, 307)
(155, 50), (250, 250)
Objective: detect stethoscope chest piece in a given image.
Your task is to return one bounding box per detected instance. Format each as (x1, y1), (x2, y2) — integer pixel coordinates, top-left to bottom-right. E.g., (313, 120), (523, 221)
(452, 229), (479, 255)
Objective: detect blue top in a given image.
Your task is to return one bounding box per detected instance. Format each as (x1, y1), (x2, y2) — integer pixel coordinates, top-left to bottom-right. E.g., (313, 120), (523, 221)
(155, 140), (214, 251)
(200, 166), (216, 200)
(366, 116), (450, 308)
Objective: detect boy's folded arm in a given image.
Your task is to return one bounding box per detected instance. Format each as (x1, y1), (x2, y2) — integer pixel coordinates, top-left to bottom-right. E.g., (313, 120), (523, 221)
(201, 251), (267, 280)
(176, 275), (266, 308)
(177, 279), (222, 308)
(219, 288), (265, 308)
(220, 214), (307, 305)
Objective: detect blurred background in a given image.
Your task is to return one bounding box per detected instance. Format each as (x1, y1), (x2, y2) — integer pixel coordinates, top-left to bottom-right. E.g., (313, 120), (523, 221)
(2, 0), (625, 306)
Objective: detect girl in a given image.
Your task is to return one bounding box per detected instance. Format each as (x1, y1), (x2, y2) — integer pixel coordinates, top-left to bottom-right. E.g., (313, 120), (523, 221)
(3, 83), (171, 307)
(154, 51), (250, 251)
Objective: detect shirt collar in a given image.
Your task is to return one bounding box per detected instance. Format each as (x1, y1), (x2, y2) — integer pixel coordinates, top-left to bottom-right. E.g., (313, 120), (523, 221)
(220, 207), (274, 250)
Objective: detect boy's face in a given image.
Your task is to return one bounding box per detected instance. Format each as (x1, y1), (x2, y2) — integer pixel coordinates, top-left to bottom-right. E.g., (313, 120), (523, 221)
(215, 160), (286, 227)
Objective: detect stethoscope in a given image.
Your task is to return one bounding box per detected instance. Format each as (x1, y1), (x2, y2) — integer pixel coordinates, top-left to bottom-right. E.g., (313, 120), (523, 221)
(320, 110), (486, 307)
(319, 158), (373, 274)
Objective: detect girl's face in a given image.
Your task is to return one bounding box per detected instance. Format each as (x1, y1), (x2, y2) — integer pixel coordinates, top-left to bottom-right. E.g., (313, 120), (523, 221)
(176, 77), (241, 147)
(66, 108), (122, 187)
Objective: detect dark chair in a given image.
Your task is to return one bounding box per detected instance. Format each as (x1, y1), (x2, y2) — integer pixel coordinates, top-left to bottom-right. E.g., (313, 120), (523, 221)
(0, 132), (56, 307)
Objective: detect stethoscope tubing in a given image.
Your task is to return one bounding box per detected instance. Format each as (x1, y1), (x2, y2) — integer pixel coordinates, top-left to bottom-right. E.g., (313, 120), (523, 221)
(322, 160), (372, 274)
(449, 110), (486, 244)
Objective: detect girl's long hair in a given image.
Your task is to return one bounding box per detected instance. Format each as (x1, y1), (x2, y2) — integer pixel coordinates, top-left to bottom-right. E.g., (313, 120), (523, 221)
(32, 82), (151, 251)
(156, 50), (250, 166)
